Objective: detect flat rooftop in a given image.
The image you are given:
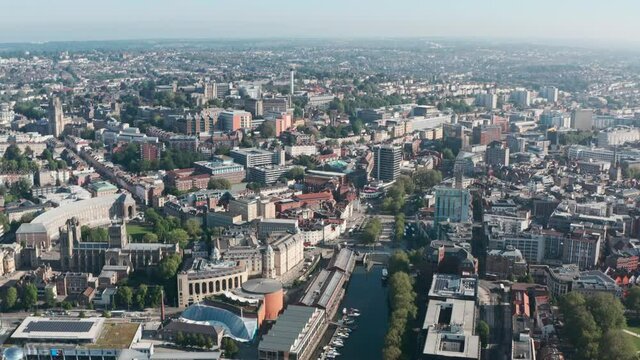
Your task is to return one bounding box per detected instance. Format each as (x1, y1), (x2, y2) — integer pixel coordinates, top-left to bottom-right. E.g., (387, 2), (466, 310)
(428, 274), (477, 300)
(422, 299), (480, 359)
(12, 317), (105, 342)
(89, 322), (140, 349)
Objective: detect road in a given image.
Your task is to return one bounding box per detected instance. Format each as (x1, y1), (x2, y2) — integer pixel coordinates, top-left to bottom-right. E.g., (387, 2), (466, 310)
(479, 280), (510, 360)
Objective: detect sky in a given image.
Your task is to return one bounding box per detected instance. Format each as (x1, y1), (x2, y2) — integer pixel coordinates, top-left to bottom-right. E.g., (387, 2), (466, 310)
(1, 0), (640, 44)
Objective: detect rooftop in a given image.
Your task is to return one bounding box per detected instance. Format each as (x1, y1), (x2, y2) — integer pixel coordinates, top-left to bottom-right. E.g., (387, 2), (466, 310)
(241, 278), (283, 294)
(259, 305), (321, 353)
(12, 317), (105, 343)
(89, 322), (140, 349)
(428, 274), (477, 300)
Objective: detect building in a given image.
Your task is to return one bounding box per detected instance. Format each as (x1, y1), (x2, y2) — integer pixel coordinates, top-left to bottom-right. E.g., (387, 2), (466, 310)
(571, 109), (593, 130)
(476, 93), (497, 110)
(0, 102), (14, 126)
(241, 278), (284, 321)
(421, 298), (480, 360)
(428, 274), (477, 301)
(258, 305), (327, 360)
(562, 232), (601, 270)
(16, 193), (136, 246)
(247, 165), (292, 185)
(230, 148), (285, 168)
(544, 264), (622, 298)
(59, 218), (178, 274)
(228, 197), (258, 222)
(472, 125), (501, 145)
(88, 181), (118, 198)
(491, 234), (546, 264)
(193, 158), (246, 184)
(140, 143), (161, 162)
(372, 144), (401, 182)
(176, 253), (248, 308)
(486, 246), (528, 279)
(512, 90), (531, 108)
(485, 141), (510, 166)
(258, 219), (299, 239)
(541, 86), (559, 103)
(48, 96), (65, 137)
(268, 233), (304, 277)
(597, 126), (640, 147)
(434, 186), (472, 224)
(219, 110), (252, 131)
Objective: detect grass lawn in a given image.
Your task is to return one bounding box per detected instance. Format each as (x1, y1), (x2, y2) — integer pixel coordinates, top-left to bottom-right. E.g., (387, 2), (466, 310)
(126, 223), (153, 242)
(623, 332), (640, 351)
(91, 322), (140, 349)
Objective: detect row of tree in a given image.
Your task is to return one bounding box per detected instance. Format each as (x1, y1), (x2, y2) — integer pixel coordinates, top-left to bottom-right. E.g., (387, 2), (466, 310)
(174, 331), (215, 349)
(383, 251), (417, 360)
(111, 144), (204, 174)
(115, 284), (164, 310)
(360, 218), (382, 244)
(559, 292), (635, 360)
(1, 283), (37, 311)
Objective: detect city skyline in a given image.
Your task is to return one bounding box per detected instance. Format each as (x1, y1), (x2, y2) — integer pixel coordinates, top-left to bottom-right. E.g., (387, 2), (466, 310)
(2, 0), (640, 45)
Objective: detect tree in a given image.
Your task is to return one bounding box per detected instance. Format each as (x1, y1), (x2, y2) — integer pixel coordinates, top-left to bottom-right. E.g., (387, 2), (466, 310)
(22, 283), (38, 310)
(222, 338), (239, 358)
(102, 310), (111, 318)
(142, 233), (158, 243)
(598, 330), (637, 360)
(292, 155), (318, 170)
(116, 286), (133, 310)
(158, 254), (182, 281)
(205, 337), (214, 349)
(516, 274), (534, 283)
(146, 286), (163, 308)
(388, 251), (410, 275)
(3, 287), (17, 311)
(79, 311), (86, 318)
(44, 288), (56, 308)
(207, 178), (231, 190)
(284, 166), (305, 181)
(176, 331), (185, 347)
(184, 219), (203, 239)
(413, 169), (443, 190)
(476, 320), (490, 348)
(586, 293), (626, 333)
(442, 148), (455, 160)
(135, 284), (148, 310)
(61, 301), (73, 310)
(258, 121), (276, 138)
(559, 292), (601, 360)
(625, 286), (640, 319)
(361, 218), (382, 244)
(167, 229), (189, 248)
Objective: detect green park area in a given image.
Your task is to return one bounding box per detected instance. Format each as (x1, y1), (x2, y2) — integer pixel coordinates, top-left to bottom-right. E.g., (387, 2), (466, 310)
(126, 223), (154, 242)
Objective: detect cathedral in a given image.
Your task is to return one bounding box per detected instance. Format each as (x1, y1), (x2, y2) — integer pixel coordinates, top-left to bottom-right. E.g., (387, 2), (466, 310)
(60, 217), (179, 274)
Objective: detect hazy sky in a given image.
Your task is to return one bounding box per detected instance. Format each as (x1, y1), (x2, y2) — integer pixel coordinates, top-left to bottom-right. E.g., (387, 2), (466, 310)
(2, 0), (640, 43)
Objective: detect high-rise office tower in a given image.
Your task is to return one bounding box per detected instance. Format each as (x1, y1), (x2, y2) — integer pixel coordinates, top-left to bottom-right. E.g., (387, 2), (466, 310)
(434, 186), (472, 223)
(541, 86), (559, 103)
(48, 96), (65, 137)
(571, 109), (593, 131)
(372, 145), (401, 182)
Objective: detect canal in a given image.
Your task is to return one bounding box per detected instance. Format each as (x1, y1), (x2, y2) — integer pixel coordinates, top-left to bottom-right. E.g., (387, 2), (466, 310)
(337, 265), (389, 360)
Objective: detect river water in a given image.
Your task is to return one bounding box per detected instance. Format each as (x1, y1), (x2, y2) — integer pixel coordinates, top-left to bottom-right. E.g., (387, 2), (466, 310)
(337, 265), (389, 360)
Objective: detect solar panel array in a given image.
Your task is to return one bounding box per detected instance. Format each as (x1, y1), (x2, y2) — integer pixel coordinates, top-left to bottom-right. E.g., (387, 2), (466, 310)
(25, 321), (93, 333)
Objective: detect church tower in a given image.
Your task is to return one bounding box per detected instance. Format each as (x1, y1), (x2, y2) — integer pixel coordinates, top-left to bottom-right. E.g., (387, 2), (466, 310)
(48, 96), (65, 138)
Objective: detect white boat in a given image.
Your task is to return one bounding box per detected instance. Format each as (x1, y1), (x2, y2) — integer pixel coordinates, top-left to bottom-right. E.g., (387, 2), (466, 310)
(381, 268), (389, 279)
(331, 341), (344, 347)
(348, 311), (360, 317)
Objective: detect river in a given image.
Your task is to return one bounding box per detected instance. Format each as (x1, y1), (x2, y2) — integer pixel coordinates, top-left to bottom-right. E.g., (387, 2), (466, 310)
(337, 265), (389, 360)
